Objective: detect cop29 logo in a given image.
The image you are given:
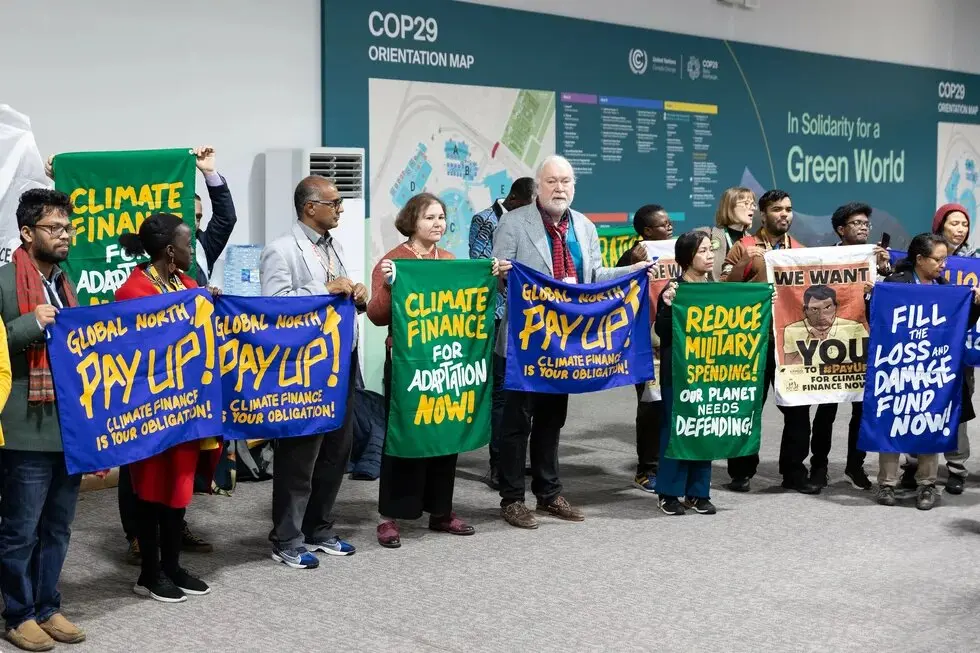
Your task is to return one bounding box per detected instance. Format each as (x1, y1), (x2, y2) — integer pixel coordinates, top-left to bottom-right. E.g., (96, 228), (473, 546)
(687, 56), (701, 80)
(629, 48), (648, 75)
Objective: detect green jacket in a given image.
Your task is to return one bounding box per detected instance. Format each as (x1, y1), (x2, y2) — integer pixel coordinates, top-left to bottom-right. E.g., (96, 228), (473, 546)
(0, 263), (64, 452)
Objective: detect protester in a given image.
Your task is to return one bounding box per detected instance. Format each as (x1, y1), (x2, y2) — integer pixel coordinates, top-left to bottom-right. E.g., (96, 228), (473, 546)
(903, 203), (979, 493)
(259, 176), (364, 569)
(469, 177), (534, 490)
(873, 233), (980, 509)
(654, 231), (716, 515)
(492, 154), (655, 529)
(722, 189), (821, 494)
(615, 204), (673, 267)
(114, 213), (221, 603)
(710, 187), (755, 281)
(808, 202), (889, 491)
(0, 189), (84, 650)
(614, 204), (673, 492)
(118, 147), (231, 564)
(370, 192), (510, 547)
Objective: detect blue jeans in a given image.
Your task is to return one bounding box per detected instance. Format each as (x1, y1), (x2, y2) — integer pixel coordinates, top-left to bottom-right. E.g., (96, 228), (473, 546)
(0, 450), (81, 629)
(654, 388), (712, 500)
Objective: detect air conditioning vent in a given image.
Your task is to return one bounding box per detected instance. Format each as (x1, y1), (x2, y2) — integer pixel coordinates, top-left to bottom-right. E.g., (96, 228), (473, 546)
(308, 151), (363, 199)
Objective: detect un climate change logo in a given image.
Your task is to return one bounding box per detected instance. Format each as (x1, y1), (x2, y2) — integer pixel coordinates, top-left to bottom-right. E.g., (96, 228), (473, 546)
(687, 56), (701, 80)
(629, 48), (648, 75)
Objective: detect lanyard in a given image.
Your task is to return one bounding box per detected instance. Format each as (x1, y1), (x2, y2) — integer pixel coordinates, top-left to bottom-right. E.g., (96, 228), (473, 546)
(40, 274), (63, 309)
(311, 239), (341, 281)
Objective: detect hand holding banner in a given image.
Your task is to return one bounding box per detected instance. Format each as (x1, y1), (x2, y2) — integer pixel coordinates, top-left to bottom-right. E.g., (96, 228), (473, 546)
(216, 294), (355, 441)
(505, 262), (653, 394)
(858, 283), (971, 454)
(389, 259), (496, 458)
(667, 282), (770, 460)
(47, 289), (221, 474)
(766, 245), (875, 406)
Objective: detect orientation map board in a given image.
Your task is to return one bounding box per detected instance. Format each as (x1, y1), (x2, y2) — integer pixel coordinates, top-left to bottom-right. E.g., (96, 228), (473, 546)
(322, 0), (980, 257)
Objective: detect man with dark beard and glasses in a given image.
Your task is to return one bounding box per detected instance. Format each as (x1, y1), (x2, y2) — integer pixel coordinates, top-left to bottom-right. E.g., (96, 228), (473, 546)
(0, 189), (86, 650)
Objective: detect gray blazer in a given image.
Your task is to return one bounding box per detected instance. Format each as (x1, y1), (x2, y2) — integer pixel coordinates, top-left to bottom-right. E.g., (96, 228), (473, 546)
(260, 222), (351, 297)
(492, 203), (633, 356)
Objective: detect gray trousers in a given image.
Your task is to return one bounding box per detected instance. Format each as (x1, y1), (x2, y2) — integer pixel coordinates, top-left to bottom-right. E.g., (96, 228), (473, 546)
(269, 352), (357, 550)
(907, 422), (970, 478)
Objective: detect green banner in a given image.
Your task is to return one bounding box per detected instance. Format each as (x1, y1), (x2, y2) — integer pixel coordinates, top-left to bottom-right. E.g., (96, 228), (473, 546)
(54, 148), (197, 305)
(667, 282), (771, 460)
(388, 259), (496, 457)
(597, 225), (637, 268)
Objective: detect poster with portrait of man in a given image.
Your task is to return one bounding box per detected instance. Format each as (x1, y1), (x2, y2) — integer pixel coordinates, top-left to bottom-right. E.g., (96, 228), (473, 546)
(766, 245), (876, 406)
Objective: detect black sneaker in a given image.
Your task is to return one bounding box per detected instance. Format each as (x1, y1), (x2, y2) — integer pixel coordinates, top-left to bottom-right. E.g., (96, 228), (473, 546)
(685, 497), (717, 515)
(658, 497), (685, 515)
(877, 485), (896, 506)
(946, 475), (965, 495)
(916, 485), (938, 511)
(180, 524), (214, 553)
(808, 466), (829, 488)
(133, 572), (186, 603)
(726, 477), (751, 493)
(845, 467), (873, 491)
(166, 567), (211, 596)
(781, 477), (822, 495)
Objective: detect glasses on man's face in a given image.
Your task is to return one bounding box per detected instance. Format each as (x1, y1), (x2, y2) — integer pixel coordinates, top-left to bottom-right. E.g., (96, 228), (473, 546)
(846, 220), (870, 229)
(311, 198), (344, 210)
(34, 223), (76, 239)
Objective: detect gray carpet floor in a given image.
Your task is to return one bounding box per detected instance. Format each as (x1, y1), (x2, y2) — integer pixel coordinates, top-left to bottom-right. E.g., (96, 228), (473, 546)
(44, 386), (980, 652)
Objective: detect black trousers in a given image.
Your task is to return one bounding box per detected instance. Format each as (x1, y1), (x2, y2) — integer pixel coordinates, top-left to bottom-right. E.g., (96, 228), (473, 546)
(498, 390), (568, 506)
(633, 384), (662, 476)
(380, 350), (458, 520)
(488, 351), (507, 468)
(135, 499), (184, 581)
(810, 402), (867, 471)
(269, 351), (357, 550)
(727, 348), (812, 483)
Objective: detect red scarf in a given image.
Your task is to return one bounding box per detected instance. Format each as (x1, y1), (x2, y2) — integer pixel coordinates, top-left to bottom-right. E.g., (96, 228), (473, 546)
(541, 209), (577, 282)
(13, 246), (78, 404)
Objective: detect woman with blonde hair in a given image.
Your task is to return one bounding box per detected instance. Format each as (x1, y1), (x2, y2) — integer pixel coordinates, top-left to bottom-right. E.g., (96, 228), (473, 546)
(711, 187), (756, 280)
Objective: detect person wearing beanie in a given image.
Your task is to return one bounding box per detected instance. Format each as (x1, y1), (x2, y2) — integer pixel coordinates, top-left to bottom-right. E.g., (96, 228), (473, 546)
(933, 203), (975, 257)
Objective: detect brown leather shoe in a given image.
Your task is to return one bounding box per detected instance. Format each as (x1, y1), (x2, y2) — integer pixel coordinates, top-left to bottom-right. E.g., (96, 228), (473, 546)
(501, 502), (538, 529)
(5, 620), (55, 652)
(39, 614), (85, 644)
(537, 496), (585, 521)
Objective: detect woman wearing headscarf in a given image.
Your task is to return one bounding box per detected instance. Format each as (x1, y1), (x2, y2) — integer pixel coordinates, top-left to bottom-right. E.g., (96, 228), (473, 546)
(115, 213), (222, 602)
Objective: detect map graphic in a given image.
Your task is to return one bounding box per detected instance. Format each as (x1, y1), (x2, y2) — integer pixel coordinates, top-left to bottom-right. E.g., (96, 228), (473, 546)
(369, 79), (556, 261)
(938, 122), (980, 252)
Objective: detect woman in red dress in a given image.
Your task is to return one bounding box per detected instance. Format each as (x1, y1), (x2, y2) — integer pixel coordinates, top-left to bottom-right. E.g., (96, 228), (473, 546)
(114, 213), (221, 603)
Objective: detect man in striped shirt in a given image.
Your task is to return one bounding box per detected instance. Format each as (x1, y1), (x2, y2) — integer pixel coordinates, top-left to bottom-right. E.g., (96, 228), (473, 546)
(469, 177), (534, 489)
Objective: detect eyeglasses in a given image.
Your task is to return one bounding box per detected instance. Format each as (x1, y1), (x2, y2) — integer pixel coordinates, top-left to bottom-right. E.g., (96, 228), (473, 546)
(845, 220), (870, 228)
(735, 200), (756, 208)
(310, 198), (344, 210)
(34, 223), (76, 238)
(925, 255), (948, 265)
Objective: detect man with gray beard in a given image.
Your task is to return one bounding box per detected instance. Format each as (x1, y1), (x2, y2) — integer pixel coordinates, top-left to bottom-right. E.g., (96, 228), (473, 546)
(492, 155), (654, 529)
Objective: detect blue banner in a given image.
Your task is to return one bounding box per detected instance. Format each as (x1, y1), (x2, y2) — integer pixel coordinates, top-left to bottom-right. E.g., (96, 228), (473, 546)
(215, 294), (355, 440)
(889, 250), (980, 366)
(504, 262), (653, 393)
(858, 283), (971, 454)
(48, 289), (222, 475)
